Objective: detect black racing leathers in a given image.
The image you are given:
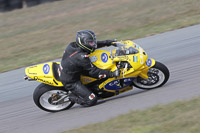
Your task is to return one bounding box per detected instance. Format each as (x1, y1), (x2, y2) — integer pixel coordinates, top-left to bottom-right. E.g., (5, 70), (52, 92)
(60, 41), (113, 106)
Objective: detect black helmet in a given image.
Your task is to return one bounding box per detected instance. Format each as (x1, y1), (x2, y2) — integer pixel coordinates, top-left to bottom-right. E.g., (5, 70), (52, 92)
(76, 30), (97, 53)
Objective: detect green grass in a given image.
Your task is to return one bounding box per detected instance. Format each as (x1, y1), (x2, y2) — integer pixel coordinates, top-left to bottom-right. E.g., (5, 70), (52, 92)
(1, 0), (200, 72)
(62, 97), (200, 133)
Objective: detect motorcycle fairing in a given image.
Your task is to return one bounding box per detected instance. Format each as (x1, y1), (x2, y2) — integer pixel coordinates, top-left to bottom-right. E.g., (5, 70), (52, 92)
(104, 77), (136, 90)
(80, 75), (98, 84)
(89, 50), (115, 70)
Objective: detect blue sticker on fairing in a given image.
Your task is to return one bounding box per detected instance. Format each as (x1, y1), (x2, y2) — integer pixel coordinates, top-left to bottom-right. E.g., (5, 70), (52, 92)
(133, 56), (138, 62)
(101, 53), (108, 63)
(43, 64), (50, 74)
(105, 77), (136, 90)
(146, 59), (152, 67)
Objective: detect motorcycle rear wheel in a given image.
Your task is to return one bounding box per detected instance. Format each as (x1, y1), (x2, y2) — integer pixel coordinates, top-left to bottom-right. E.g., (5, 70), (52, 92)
(33, 83), (75, 112)
(133, 61), (169, 90)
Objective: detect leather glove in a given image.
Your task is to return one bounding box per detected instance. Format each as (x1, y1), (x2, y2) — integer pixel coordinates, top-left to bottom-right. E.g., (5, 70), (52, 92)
(105, 39), (117, 46)
(110, 69), (121, 78)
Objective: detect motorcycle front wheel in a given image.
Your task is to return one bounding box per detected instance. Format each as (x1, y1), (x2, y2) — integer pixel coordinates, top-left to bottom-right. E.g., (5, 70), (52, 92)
(133, 61), (170, 90)
(33, 83), (75, 112)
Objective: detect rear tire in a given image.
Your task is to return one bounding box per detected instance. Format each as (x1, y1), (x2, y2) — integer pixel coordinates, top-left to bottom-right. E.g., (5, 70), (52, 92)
(133, 61), (169, 90)
(33, 83), (75, 112)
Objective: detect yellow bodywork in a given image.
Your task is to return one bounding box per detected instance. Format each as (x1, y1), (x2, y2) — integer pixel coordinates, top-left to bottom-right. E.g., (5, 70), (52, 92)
(25, 40), (155, 96)
(90, 50), (115, 70)
(25, 62), (63, 86)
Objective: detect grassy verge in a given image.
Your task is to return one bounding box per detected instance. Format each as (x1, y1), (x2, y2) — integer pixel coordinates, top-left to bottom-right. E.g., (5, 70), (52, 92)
(62, 97), (200, 133)
(1, 0), (200, 72)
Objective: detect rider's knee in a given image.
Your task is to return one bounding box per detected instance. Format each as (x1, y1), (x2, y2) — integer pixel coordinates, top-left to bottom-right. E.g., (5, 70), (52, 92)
(85, 93), (97, 106)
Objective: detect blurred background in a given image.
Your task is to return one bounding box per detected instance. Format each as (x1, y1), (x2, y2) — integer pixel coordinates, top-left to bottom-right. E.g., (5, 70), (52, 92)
(0, 1), (200, 133)
(0, 0), (58, 11)
(0, 0), (200, 73)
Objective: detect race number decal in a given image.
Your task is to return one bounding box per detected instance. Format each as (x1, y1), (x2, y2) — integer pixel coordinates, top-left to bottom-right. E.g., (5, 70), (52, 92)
(101, 53), (108, 63)
(43, 64), (50, 74)
(146, 59), (152, 67)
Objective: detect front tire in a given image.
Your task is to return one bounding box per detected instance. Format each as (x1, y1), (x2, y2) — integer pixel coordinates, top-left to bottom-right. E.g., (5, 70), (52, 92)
(33, 83), (75, 112)
(133, 61), (169, 90)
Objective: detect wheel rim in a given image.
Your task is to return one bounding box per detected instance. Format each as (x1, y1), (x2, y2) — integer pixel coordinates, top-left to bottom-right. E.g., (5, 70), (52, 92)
(133, 68), (165, 89)
(39, 90), (72, 111)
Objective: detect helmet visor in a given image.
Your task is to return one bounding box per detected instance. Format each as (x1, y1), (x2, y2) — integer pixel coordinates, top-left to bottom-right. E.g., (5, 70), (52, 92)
(88, 40), (97, 48)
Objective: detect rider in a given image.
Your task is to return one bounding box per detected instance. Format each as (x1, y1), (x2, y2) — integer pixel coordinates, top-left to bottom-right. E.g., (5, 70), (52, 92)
(60, 30), (120, 106)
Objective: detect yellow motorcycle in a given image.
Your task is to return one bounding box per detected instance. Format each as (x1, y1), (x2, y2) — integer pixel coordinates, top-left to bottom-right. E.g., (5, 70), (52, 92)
(24, 40), (169, 112)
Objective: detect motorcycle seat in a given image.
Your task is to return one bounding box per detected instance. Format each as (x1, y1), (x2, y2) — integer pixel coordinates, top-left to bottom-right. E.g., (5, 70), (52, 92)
(53, 63), (61, 81)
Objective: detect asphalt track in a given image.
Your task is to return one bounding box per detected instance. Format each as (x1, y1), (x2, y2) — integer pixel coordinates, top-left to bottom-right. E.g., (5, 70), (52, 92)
(0, 24), (200, 133)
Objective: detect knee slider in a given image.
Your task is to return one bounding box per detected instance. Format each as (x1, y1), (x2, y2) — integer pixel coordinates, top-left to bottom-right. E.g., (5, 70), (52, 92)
(86, 93), (97, 106)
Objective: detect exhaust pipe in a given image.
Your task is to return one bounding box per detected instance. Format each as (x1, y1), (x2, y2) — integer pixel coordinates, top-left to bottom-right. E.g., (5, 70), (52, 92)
(24, 75), (35, 81)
